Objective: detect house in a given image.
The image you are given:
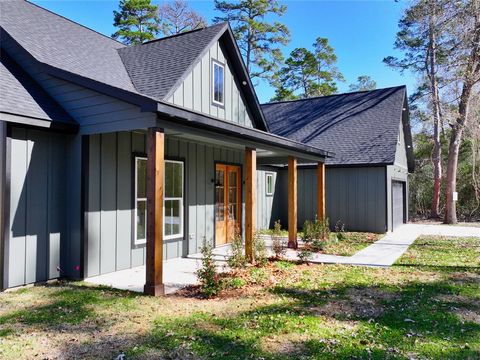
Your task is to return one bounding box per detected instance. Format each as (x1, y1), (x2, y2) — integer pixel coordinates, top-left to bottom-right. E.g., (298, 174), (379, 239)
(0, 1), (331, 294)
(260, 87), (414, 233)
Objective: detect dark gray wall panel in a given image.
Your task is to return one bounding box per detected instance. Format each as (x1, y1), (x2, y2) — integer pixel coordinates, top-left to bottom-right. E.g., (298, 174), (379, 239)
(257, 166), (388, 233)
(6, 127), (67, 288)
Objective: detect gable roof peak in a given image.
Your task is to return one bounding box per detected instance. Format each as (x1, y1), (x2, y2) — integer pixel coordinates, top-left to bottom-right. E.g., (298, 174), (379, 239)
(141, 22), (229, 46)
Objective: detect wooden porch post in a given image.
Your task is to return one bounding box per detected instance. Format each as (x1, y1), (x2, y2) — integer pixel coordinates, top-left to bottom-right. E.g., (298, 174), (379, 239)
(288, 156), (298, 249)
(317, 162), (325, 220)
(144, 128), (165, 296)
(245, 148), (256, 262)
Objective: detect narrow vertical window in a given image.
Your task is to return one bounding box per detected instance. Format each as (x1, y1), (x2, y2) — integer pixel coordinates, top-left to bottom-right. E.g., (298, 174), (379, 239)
(266, 173), (274, 196)
(212, 60), (224, 105)
(134, 156), (147, 245)
(164, 160), (184, 239)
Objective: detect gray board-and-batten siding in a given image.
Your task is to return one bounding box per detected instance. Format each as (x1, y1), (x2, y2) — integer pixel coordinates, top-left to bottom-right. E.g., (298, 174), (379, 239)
(3, 127), (69, 289)
(255, 166), (388, 234)
(84, 131), (247, 278)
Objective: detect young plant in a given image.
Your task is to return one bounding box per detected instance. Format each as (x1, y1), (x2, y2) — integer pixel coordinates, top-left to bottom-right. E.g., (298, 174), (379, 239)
(196, 238), (221, 297)
(298, 247), (313, 264)
(253, 231), (268, 266)
(271, 220), (286, 259)
(302, 216), (330, 252)
(334, 220), (347, 242)
(227, 229), (246, 269)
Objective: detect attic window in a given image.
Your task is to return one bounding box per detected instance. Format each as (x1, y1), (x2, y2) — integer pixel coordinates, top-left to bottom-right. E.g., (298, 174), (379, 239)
(212, 60), (224, 106)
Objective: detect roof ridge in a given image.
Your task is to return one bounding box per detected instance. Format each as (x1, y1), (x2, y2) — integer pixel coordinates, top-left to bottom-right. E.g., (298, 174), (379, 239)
(262, 85), (406, 106)
(140, 22), (228, 46)
(25, 0), (126, 47)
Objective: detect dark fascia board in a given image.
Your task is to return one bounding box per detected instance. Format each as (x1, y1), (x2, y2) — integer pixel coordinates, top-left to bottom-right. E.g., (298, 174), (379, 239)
(222, 25), (269, 132)
(156, 101), (333, 159)
(402, 94), (415, 173)
(280, 163), (391, 170)
(0, 112), (78, 133)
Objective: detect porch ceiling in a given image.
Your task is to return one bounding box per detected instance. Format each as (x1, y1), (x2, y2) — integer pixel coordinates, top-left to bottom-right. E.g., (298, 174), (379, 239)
(156, 107), (334, 165)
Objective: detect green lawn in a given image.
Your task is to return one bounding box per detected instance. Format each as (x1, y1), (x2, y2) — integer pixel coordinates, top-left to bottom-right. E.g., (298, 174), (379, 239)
(0, 236), (479, 359)
(258, 230), (381, 256)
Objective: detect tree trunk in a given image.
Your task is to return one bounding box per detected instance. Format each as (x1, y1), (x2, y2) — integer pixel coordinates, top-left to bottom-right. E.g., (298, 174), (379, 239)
(445, 83), (473, 224)
(428, 3), (442, 218)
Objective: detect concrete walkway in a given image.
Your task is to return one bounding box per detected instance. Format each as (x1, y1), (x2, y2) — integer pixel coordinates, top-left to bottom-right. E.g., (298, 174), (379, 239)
(85, 224), (478, 293)
(285, 223), (479, 267)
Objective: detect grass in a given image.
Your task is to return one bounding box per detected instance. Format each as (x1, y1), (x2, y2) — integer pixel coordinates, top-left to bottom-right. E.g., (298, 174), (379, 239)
(0, 236), (479, 359)
(260, 229), (381, 256)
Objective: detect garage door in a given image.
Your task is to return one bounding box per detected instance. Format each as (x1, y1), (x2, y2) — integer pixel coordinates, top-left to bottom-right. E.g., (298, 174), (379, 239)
(392, 181), (405, 230)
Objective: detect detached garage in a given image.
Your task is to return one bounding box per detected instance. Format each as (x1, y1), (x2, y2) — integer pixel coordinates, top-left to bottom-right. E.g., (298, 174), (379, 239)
(261, 86), (415, 233)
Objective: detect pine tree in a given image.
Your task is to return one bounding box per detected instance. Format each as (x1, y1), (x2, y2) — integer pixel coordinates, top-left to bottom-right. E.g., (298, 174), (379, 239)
(112, 0), (159, 45)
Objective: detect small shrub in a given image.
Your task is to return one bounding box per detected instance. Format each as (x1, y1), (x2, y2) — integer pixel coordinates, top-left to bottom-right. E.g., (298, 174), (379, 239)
(227, 229), (246, 269)
(223, 277), (246, 289)
(253, 232), (268, 266)
(196, 238), (221, 297)
(302, 216), (330, 251)
(334, 220), (347, 241)
(298, 247), (313, 264)
(271, 220), (286, 258)
(250, 267), (268, 284)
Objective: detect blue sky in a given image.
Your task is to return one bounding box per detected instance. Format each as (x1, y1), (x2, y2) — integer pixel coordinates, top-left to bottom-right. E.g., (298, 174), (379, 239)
(33, 0), (416, 103)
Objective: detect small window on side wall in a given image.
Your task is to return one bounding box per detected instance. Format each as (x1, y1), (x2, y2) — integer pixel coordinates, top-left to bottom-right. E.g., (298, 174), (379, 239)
(266, 173), (274, 196)
(134, 156), (147, 245)
(212, 60), (224, 106)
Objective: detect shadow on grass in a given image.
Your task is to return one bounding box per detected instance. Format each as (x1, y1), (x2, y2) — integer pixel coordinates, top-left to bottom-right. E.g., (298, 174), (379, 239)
(0, 281), (141, 328)
(133, 277), (479, 359)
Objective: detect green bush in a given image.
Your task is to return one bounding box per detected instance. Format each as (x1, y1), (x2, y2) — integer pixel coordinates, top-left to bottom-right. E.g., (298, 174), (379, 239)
(271, 220), (286, 258)
(227, 230), (246, 269)
(223, 277), (245, 289)
(196, 238), (221, 297)
(334, 220), (346, 241)
(253, 232), (268, 266)
(302, 216), (330, 244)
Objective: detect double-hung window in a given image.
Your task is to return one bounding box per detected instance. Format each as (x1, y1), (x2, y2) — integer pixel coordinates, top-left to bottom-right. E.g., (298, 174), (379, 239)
(212, 60), (225, 106)
(134, 158), (184, 245)
(164, 160), (184, 239)
(134, 156), (147, 245)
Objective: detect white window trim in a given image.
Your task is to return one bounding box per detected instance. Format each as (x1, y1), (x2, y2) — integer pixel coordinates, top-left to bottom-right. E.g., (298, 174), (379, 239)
(212, 60), (225, 106)
(134, 156), (147, 245)
(266, 173), (274, 196)
(164, 159), (184, 240)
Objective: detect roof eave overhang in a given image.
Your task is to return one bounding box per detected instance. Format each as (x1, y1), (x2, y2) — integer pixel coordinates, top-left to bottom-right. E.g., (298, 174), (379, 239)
(155, 101), (333, 161)
(0, 111), (79, 133)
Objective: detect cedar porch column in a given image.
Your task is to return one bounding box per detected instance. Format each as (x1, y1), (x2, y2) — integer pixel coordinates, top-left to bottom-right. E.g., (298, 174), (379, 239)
(317, 162), (326, 220)
(288, 156), (298, 249)
(245, 147), (256, 262)
(144, 128), (165, 296)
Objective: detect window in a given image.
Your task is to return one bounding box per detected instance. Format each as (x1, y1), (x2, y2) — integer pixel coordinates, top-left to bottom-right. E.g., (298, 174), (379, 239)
(134, 156), (147, 245)
(164, 160), (184, 239)
(134, 158), (185, 245)
(266, 173), (274, 196)
(212, 60), (224, 105)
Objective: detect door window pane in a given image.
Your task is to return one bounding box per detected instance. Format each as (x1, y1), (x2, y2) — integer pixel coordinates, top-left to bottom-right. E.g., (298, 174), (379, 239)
(137, 158), (147, 198)
(136, 200), (146, 241)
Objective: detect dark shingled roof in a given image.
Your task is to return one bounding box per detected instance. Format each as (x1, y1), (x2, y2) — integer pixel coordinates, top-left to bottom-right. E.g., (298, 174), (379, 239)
(261, 86), (408, 166)
(0, 51), (74, 125)
(118, 23), (228, 100)
(0, 0), (138, 93)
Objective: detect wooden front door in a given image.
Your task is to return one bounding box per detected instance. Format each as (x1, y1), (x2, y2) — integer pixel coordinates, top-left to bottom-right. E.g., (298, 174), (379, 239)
(215, 164), (241, 246)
